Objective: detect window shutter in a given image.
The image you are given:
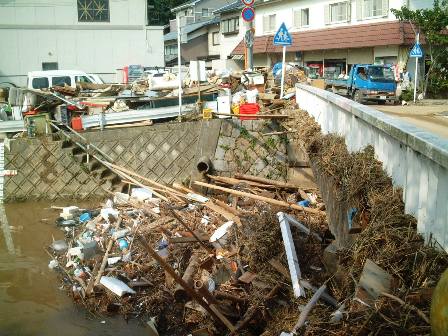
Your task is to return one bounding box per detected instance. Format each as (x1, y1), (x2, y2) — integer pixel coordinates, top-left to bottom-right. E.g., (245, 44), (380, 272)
(382, 0), (389, 17)
(263, 15), (269, 32)
(294, 10), (300, 27)
(346, 2), (351, 21)
(356, 0), (363, 20)
(324, 5), (330, 24)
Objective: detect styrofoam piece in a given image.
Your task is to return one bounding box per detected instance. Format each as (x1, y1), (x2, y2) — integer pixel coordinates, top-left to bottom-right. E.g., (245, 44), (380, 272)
(131, 188), (153, 202)
(100, 276), (136, 296)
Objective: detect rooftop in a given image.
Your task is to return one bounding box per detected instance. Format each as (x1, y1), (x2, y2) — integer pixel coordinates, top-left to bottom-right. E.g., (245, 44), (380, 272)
(213, 0), (243, 14)
(164, 17), (220, 42)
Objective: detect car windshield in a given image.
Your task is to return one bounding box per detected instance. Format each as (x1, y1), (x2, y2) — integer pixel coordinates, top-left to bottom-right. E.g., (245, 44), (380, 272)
(367, 66), (395, 82)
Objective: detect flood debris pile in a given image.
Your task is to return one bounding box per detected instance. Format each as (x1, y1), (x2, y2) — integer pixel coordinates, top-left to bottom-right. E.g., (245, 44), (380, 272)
(47, 173), (333, 335)
(279, 108), (448, 335)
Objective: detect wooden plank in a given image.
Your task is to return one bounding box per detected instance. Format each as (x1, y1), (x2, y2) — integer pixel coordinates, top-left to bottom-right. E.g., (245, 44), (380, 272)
(138, 236), (236, 332)
(194, 181), (326, 216)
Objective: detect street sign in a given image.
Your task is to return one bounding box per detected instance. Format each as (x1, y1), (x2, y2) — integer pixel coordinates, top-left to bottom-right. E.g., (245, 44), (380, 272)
(241, 0), (255, 5)
(410, 42), (423, 58)
(273, 22), (292, 46)
(242, 7), (255, 22)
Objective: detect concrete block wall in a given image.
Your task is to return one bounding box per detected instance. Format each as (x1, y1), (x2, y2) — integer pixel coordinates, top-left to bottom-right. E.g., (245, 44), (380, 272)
(296, 84), (448, 252)
(4, 138), (106, 202)
(212, 119), (288, 180)
(2, 118), (290, 202)
(82, 122), (203, 186)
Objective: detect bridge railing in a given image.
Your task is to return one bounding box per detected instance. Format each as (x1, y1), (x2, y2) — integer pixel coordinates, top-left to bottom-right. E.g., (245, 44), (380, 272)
(296, 84), (448, 252)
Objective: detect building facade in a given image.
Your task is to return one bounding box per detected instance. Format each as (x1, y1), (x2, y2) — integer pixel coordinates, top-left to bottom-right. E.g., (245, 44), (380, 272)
(164, 0), (234, 66)
(229, 0), (433, 78)
(0, 0), (164, 86)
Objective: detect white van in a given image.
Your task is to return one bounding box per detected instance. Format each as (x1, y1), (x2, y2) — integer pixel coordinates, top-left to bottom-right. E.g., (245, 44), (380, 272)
(27, 70), (102, 90)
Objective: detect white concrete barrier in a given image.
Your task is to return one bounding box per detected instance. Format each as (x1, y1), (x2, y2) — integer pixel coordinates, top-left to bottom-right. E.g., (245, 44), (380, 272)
(296, 84), (448, 252)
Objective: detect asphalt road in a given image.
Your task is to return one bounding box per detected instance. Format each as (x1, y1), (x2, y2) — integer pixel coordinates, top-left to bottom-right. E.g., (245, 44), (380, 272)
(374, 103), (448, 139)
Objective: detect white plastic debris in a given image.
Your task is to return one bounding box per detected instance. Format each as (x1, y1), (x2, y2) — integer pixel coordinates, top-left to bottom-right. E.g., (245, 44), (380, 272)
(114, 192), (130, 204)
(210, 221), (234, 248)
(107, 256), (122, 266)
(105, 199), (114, 208)
(62, 206), (79, 216)
(186, 193), (209, 203)
(112, 228), (130, 240)
(131, 188), (153, 202)
(100, 276), (136, 296)
(100, 208), (119, 222)
(67, 246), (84, 260)
(201, 215), (211, 225)
(48, 260), (59, 269)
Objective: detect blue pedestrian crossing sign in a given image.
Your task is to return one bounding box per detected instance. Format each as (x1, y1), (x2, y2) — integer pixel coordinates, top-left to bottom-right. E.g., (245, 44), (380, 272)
(410, 43), (423, 58)
(273, 22), (292, 46)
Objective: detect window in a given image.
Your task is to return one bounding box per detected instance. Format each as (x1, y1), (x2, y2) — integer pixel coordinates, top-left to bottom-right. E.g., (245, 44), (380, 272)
(263, 14), (277, 33)
(202, 8), (211, 17)
(325, 2), (350, 24)
(294, 8), (309, 27)
(42, 62), (58, 71)
(212, 32), (220, 45)
(75, 76), (92, 83)
(362, 0), (387, 18)
(221, 17), (239, 34)
(52, 76), (72, 87)
(165, 45), (178, 56)
(77, 0), (110, 22)
(32, 77), (49, 89)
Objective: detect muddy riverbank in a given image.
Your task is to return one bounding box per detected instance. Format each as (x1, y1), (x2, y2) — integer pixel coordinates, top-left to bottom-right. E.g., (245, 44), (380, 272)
(0, 201), (147, 336)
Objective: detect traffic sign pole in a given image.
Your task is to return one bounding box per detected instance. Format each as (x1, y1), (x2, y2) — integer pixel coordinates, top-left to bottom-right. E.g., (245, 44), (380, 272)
(280, 46), (286, 98)
(413, 33), (419, 103)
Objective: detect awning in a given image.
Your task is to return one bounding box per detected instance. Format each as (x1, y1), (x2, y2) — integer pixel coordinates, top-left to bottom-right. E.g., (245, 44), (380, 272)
(232, 21), (416, 55)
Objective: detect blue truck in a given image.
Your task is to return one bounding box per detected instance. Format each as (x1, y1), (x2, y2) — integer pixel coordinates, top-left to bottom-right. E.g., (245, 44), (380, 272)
(325, 64), (397, 104)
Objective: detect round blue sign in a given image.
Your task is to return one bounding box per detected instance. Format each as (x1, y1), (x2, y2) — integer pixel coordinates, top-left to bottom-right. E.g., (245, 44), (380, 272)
(242, 7), (255, 22)
(241, 0), (255, 5)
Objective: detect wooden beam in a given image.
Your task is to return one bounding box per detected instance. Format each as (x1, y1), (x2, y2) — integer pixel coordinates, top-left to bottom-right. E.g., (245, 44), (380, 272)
(193, 181), (326, 216)
(137, 236), (236, 332)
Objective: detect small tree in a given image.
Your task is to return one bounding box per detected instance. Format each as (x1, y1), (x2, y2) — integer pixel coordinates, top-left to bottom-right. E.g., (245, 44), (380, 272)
(391, 0), (448, 97)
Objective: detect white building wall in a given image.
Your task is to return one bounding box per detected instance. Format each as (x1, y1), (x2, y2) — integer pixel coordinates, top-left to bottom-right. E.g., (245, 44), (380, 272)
(218, 12), (245, 60)
(208, 25), (221, 56)
(0, 0), (164, 86)
(253, 0), (411, 37)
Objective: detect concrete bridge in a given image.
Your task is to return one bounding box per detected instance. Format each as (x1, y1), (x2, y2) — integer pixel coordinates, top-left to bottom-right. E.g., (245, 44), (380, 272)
(296, 84), (448, 252)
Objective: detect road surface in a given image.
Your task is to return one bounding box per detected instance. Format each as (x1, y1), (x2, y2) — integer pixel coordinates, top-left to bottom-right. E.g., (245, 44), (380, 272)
(375, 104), (448, 139)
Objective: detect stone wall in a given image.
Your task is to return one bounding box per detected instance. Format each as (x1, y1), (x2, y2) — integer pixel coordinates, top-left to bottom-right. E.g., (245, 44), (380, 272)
(212, 119), (288, 180)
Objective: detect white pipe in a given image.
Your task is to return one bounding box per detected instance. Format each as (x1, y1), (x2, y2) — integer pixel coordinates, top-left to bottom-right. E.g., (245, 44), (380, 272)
(280, 46), (286, 98)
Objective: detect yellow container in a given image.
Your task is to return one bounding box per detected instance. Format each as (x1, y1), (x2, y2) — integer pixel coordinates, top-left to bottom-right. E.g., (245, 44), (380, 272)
(232, 104), (240, 115)
(202, 108), (212, 120)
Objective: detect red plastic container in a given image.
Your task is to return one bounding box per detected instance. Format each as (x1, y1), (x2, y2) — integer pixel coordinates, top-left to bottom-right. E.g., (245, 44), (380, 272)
(239, 103), (259, 120)
(71, 117), (83, 131)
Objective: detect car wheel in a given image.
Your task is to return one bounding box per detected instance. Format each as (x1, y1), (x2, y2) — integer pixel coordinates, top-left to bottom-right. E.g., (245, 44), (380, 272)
(353, 90), (363, 103)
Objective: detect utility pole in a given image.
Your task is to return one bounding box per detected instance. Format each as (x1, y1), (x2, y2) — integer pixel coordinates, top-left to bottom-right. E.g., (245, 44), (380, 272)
(247, 21), (254, 70)
(176, 16), (182, 121)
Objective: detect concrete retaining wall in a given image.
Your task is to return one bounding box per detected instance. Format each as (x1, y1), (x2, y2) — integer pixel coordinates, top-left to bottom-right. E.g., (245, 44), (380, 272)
(3, 119), (290, 202)
(296, 84), (448, 252)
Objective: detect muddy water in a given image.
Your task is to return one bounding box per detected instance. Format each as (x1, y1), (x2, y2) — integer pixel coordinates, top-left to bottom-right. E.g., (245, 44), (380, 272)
(0, 201), (147, 336)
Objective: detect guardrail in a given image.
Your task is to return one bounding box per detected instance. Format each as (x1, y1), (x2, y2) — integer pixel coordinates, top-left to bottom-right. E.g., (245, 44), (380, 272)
(296, 84), (448, 252)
